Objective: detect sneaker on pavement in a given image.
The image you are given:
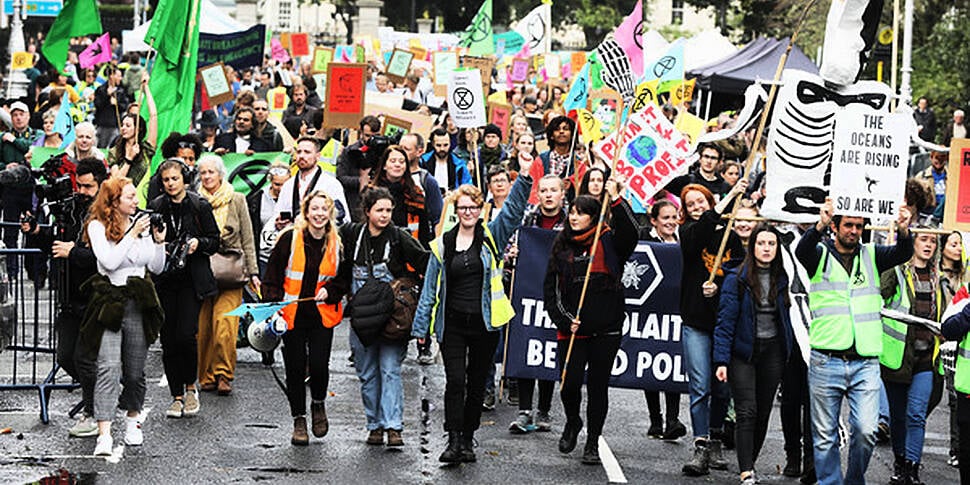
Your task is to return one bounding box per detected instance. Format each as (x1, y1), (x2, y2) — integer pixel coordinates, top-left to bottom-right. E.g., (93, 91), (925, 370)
(647, 421), (664, 439)
(535, 410), (552, 432)
(69, 415), (98, 438)
(482, 391), (496, 411)
(509, 410), (534, 434)
(124, 417), (143, 446)
(183, 391), (200, 416)
(417, 347), (434, 365)
(741, 472), (757, 485)
(94, 434), (113, 456)
(663, 420), (687, 441)
(166, 399), (184, 418)
(949, 455), (960, 468)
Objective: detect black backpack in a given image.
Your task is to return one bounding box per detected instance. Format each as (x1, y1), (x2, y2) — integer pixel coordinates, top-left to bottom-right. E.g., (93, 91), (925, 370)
(348, 227), (394, 346)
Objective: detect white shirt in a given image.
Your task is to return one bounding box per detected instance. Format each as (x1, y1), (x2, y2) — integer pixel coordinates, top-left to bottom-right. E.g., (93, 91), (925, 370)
(274, 166), (349, 226)
(235, 135), (251, 153)
(433, 157), (449, 191)
(87, 219), (166, 286)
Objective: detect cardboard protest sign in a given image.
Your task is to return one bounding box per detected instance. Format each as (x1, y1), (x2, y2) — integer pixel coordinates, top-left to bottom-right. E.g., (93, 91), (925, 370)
(509, 58), (530, 84)
(448, 69), (487, 128)
(381, 115), (412, 138)
(198, 25), (266, 71)
(364, 103), (435, 138)
(432, 51), (458, 97)
(199, 63), (234, 106)
(830, 110), (912, 218)
(944, 139), (970, 231)
(460, 55), (494, 98)
(570, 52), (586, 74)
(545, 53), (561, 80)
(594, 104), (693, 206)
(290, 33), (310, 57)
(488, 103), (512, 142)
(324, 63), (367, 129)
(271, 38), (290, 63)
(311, 47), (334, 74)
(385, 49), (415, 84)
(505, 228), (688, 392)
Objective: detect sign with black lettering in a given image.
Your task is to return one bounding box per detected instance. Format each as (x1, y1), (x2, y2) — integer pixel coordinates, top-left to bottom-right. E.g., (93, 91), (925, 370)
(505, 228), (688, 392)
(830, 110), (912, 218)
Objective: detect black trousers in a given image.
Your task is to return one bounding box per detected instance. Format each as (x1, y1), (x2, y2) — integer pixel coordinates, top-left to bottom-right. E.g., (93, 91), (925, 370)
(441, 310), (499, 433)
(517, 377), (554, 413)
(729, 337), (786, 473)
(282, 321), (334, 417)
(644, 390), (681, 424)
(781, 350), (815, 473)
(557, 333), (622, 439)
(56, 309), (95, 416)
(959, 395), (970, 484)
(158, 283), (201, 397)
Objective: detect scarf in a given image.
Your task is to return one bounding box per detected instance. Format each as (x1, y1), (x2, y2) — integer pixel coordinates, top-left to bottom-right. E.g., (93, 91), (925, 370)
(570, 223), (611, 275)
(203, 181), (235, 232)
(480, 145), (503, 170)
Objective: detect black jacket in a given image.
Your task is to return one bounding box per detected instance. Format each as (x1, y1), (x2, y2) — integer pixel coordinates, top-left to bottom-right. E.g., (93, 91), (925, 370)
(93, 83), (130, 129)
(25, 197), (97, 313)
(679, 209), (744, 332)
(148, 191), (221, 299)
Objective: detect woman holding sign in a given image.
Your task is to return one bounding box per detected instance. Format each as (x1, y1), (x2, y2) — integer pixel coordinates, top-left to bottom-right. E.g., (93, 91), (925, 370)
(713, 224), (794, 485)
(543, 177), (638, 465)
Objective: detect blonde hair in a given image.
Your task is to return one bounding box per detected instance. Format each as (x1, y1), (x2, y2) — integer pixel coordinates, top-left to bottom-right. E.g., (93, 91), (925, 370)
(452, 184), (485, 209)
(292, 190), (341, 251)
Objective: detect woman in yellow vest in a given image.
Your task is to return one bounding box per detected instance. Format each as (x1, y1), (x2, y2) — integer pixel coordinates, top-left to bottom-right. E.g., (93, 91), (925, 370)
(411, 168), (534, 464)
(262, 190), (349, 446)
(880, 231), (944, 485)
(942, 285), (970, 484)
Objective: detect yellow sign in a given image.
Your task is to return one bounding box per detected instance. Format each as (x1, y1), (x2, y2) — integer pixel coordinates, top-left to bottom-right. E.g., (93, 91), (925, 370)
(577, 108), (605, 145)
(878, 26), (893, 45)
(11, 52), (32, 70)
(669, 79), (696, 106)
(675, 112), (706, 146)
(631, 80), (659, 112)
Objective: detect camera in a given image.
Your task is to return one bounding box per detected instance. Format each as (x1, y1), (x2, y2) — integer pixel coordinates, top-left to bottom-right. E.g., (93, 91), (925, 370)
(345, 134), (399, 172)
(164, 234), (192, 273)
(137, 209), (166, 233)
(30, 153), (80, 241)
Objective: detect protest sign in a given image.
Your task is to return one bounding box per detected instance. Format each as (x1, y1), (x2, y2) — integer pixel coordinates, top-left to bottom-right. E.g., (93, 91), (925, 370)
(510, 58), (530, 84)
(570, 52), (586, 74)
(381, 115), (412, 138)
(198, 25), (266, 71)
(198, 63), (234, 106)
(494, 31), (525, 56)
(364, 103), (435, 138)
(944, 139), (970, 231)
(460, 55), (494, 98)
(271, 38), (290, 63)
(385, 49), (415, 84)
(311, 47), (334, 74)
(594, 104), (693, 206)
(545, 54), (561, 80)
(448, 69), (487, 128)
(829, 110), (911, 218)
(432, 51), (458, 97)
(505, 228), (688, 392)
(290, 33), (310, 57)
(488, 103), (512, 142)
(11, 52), (32, 70)
(324, 63), (367, 129)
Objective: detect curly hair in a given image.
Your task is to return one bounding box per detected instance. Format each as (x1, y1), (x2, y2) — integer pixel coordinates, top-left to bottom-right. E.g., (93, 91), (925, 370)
(84, 177), (132, 244)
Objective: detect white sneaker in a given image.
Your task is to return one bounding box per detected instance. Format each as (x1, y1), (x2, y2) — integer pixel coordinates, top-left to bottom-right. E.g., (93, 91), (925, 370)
(94, 434), (113, 456)
(68, 415), (98, 438)
(124, 417), (143, 446)
(183, 391), (200, 416)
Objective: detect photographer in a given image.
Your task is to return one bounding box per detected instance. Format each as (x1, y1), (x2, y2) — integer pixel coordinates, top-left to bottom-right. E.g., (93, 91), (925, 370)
(148, 159), (220, 418)
(21, 158), (106, 437)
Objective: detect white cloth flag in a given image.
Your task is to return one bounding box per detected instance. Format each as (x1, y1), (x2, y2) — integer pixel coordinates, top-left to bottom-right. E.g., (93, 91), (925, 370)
(513, 4), (552, 55)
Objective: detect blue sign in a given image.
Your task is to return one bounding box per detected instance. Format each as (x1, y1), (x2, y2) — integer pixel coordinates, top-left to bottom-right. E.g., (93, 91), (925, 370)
(504, 227), (688, 392)
(4, 0), (63, 16)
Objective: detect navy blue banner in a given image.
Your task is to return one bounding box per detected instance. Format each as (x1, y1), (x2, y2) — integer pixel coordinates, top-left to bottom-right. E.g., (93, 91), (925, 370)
(198, 25), (267, 71)
(505, 227), (688, 392)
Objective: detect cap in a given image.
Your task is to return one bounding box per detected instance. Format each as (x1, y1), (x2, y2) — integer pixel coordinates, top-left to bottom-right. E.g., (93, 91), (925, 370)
(198, 110), (219, 128)
(10, 101), (29, 113)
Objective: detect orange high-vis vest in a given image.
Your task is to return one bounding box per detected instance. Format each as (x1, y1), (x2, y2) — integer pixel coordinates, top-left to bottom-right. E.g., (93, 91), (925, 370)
(281, 229), (343, 329)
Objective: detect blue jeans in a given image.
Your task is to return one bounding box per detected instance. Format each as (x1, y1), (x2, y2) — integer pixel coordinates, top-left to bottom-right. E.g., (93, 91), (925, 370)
(886, 371), (933, 462)
(808, 350), (880, 485)
(349, 330), (408, 431)
(879, 381), (890, 426)
(682, 325), (730, 438)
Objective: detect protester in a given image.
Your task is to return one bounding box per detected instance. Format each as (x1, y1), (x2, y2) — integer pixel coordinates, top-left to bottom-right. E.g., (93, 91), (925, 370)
(340, 187), (428, 446)
(368, 145), (434, 245)
(507, 131), (538, 174)
(144, 132), (202, 203)
(92, 65), (129, 148)
(107, 75), (157, 188)
(82, 177), (166, 455)
(66, 122), (105, 163)
(274, 136), (349, 227)
(196, 155), (259, 395)
(249, 162), (291, 275)
(148, 159), (220, 417)
(412, 167), (534, 463)
(400, 132), (444, 230)
(715, 225), (794, 485)
(214, 107), (273, 154)
(262, 190), (349, 446)
(941, 293), (970, 484)
(795, 197), (913, 485)
(335, 116), (383, 222)
(667, 143), (732, 200)
(420, 128), (472, 193)
(577, 167), (607, 203)
(544, 178), (638, 464)
(281, 84), (318, 139)
(538, 116), (577, 179)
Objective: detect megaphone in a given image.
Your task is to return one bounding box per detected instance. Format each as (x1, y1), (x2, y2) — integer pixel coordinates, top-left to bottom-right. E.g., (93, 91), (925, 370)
(247, 312), (287, 353)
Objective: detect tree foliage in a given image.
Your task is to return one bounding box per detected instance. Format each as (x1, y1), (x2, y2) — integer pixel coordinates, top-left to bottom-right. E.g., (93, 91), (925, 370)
(911, 5), (970, 112)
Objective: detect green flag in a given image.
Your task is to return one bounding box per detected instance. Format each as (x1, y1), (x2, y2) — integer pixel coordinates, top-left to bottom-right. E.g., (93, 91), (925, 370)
(41, 0), (103, 73)
(460, 0), (494, 57)
(144, 0), (202, 171)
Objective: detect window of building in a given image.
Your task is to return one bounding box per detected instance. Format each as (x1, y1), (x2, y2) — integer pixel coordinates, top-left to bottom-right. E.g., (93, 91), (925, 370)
(672, 0), (684, 25)
(278, 1), (292, 30)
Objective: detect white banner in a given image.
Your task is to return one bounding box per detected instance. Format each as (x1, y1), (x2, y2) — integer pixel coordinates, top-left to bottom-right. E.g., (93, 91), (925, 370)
(513, 4), (552, 55)
(448, 69), (487, 128)
(830, 109), (912, 218)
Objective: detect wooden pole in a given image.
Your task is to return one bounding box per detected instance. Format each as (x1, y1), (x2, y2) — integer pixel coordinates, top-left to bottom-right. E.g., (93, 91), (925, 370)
(706, 0), (820, 284)
(560, 93), (625, 390)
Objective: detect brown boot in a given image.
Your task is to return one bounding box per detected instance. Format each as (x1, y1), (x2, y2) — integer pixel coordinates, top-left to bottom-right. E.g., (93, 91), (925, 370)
(199, 381), (216, 393)
(386, 429), (404, 447)
(310, 401), (328, 437)
(366, 428), (384, 445)
(217, 376), (232, 396)
(291, 417), (309, 446)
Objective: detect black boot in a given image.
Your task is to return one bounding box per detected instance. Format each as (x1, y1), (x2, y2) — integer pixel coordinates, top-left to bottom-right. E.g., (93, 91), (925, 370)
(438, 432), (462, 463)
(647, 414), (664, 439)
(559, 418), (583, 453)
(889, 454), (906, 485)
(581, 437), (601, 465)
(905, 460), (924, 485)
(783, 448), (801, 477)
(459, 432), (476, 463)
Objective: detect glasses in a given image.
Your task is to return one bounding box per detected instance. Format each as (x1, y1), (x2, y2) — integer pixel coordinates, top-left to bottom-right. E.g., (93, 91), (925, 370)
(456, 206), (481, 213)
(253, 107), (268, 111)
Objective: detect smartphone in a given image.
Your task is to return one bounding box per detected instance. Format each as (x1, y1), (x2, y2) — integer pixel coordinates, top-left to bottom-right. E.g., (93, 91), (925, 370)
(279, 211), (292, 221)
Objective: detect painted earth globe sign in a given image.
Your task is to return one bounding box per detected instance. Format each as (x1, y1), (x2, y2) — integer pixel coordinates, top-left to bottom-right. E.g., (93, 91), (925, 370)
(626, 135), (658, 168)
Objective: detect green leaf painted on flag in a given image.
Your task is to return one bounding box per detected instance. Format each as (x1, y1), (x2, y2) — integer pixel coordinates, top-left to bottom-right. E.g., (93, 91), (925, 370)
(460, 0), (494, 57)
(41, 0), (103, 73)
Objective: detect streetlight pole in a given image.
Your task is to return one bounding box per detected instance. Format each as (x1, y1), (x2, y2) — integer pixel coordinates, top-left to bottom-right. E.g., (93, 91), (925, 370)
(899, 0), (914, 105)
(5, 0), (29, 99)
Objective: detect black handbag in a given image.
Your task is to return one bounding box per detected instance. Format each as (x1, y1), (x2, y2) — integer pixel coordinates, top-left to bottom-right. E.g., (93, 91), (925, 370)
(348, 228), (394, 346)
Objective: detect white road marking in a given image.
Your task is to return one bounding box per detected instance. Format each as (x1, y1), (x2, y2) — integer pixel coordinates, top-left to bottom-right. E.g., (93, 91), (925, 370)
(157, 372), (168, 388)
(599, 436), (627, 483)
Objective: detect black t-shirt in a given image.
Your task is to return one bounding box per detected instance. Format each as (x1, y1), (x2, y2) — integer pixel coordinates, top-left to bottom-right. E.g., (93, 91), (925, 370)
(447, 243), (484, 313)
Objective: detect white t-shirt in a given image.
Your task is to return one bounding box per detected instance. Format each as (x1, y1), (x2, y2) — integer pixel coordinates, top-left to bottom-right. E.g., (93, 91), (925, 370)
(433, 158), (449, 191)
(273, 166), (349, 226)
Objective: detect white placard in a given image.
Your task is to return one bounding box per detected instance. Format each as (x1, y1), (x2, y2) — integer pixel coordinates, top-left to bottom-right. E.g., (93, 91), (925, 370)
(829, 109), (912, 218)
(448, 69), (487, 128)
